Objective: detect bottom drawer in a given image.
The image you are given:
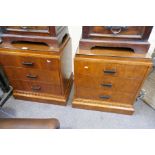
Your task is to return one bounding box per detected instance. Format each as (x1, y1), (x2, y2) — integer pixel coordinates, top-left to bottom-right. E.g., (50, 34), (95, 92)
(10, 80), (62, 95)
(75, 87), (135, 105)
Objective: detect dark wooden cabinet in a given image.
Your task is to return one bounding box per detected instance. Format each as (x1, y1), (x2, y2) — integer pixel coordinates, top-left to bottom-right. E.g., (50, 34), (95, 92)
(0, 26), (69, 51)
(80, 26), (153, 53)
(0, 35), (73, 105)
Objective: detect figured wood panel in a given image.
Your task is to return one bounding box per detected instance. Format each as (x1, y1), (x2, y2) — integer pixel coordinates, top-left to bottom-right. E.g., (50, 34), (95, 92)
(0, 54), (59, 70)
(75, 75), (141, 94)
(3, 66), (60, 85)
(10, 79), (62, 95)
(75, 58), (148, 79)
(75, 86), (134, 105)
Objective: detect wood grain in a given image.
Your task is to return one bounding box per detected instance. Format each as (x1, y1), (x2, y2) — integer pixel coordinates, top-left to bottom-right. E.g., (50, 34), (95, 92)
(73, 50), (152, 114)
(0, 36), (73, 105)
(80, 26), (153, 53)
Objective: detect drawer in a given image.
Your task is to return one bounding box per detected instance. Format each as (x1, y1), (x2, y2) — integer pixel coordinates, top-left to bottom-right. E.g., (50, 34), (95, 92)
(3, 67), (60, 85)
(75, 75), (141, 94)
(0, 54), (59, 70)
(10, 80), (61, 95)
(75, 87), (134, 105)
(89, 26), (145, 39)
(75, 59), (148, 79)
(4, 26), (49, 33)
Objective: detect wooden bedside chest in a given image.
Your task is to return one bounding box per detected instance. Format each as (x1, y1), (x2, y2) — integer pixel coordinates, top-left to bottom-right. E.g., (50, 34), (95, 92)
(0, 26), (68, 51)
(0, 35), (73, 105)
(73, 48), (152, 115)
(80, 26), (153, 53)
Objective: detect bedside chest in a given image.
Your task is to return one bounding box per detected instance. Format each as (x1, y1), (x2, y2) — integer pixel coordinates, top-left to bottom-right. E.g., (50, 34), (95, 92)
(80, 26), (153, 53)
(0, 26), (68, 51)
(0, 35), (73, 105)
(73, 48), (152, 115)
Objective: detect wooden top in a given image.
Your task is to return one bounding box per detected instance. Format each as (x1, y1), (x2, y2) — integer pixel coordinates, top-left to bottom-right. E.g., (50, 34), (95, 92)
(77, 46), (152, 59)
(0, 35), (70, 54)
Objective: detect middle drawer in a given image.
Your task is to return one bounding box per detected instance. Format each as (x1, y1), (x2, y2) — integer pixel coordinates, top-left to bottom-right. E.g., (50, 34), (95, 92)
(3, 66), (60, 85)
(75, 75), (141, 94)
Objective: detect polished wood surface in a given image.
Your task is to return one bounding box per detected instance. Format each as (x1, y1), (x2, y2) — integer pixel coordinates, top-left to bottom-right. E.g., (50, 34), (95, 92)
(80, 26), (153, 53)
(10, 79), (61, 95)
(83, 26), (152, 40)
(0, 26), (69, 51)
(3, 67), (60, 84)
(0, 36), (73, 105)
(73, 49), (152, 115)
(75, 75), (142, 94)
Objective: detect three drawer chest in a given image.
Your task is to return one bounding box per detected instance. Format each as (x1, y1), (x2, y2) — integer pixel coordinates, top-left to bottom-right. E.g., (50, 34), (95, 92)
(0, 26), (73, 105)
(73, 26), (153, 115)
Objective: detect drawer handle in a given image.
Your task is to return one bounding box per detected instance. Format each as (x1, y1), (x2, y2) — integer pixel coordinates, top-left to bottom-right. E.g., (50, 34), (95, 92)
(22, 62), (34, 66)
(104, 70), (116, 74)
(101, 83), (112, 88)
(26, 74), (38, 79)
(105, 26), (128, 34)
(99, 95), (111, 99)
(32, 86), (41, 91)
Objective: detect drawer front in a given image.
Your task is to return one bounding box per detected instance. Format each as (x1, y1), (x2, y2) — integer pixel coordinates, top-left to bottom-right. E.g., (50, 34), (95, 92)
(89, 26), (145, 39)
(75, 87), (134, 105)
(0, 54), (59, 71)
(10, 80), (61, 95)
(4, 26), (49, 33)
(3, 67), (60, 85)
(75, 59), (148, 79)
(75, 75), (141, 94)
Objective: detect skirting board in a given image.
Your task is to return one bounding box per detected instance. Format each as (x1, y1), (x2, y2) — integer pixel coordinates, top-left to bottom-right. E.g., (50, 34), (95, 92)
(72, 98), (134, 115)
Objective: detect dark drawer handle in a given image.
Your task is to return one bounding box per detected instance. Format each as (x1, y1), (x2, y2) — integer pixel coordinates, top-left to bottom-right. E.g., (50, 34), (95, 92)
(101, 83), (112, 88)
(104, 70), (116, 74)
(22, 62), (34, 66)
(32, 86), (41, 91)
(105, 26), (128, 34)
(26, 74), (38, 79)
(99, 95), (111, 99)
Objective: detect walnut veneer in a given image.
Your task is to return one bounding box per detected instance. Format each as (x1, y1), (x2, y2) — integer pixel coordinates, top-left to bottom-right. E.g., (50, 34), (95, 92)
(0, 35), (73, 105)
(73, 48), (152, 115)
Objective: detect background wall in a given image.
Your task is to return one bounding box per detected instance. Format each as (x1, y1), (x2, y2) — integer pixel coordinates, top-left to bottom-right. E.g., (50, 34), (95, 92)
(68, 26), (155, 60)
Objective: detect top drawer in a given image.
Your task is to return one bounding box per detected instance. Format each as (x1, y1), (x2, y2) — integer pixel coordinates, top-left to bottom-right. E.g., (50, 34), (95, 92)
(0, 54), (59, 71)
(83, 26), (152, 40)
(75, 58), (148, 79)
(3, 26), (49, 33)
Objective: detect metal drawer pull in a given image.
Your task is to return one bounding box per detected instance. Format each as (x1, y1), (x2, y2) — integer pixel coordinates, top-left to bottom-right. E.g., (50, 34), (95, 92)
(100, 95), (111, 99)
(101, 83), (112, 87)
(104, 70), (116, 74)
(105, 26), (128, 34)
(22, 62), (34, 66)
(32, 86), (41, 91)
(26, 74), (38, 79)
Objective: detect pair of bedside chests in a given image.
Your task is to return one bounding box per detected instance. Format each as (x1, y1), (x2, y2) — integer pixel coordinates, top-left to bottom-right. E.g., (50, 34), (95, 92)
(0, 26), (153, 115)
